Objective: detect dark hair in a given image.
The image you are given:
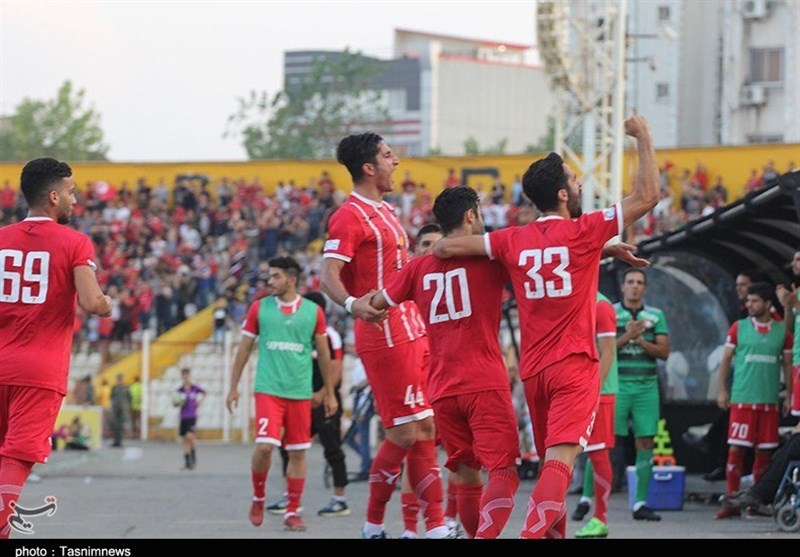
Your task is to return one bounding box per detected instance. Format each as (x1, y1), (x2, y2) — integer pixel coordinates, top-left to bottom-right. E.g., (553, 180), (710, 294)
(336, 132), (383, 183)
(268, 256), (301, 278)
(304, 291), (327, 312)
(737, 269), (764, 283)
(622, 267), (647, 284)
(522, 152), (567, 213)
(416, 223), (442, 243)
(20, 158), (72, 207)
(433, 186), (480, 234)
(181, 368), (190, 375)
(746, 282), (773, 302)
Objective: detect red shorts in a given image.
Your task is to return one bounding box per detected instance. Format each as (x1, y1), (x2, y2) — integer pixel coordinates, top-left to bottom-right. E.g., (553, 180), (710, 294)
(433, 390), (520, 473)
(0, 385), (64, 463)
(727, 403), (780, 449)
(254, 393), (311, 450)
(359, 339), (432, 428)
(792, 365), (800, 417)
(523, 353), (599, 456)
(585, 394), (616, 453)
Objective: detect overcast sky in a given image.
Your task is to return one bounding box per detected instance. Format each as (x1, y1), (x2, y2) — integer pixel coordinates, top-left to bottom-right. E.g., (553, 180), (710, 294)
(1, 0), (537, 161)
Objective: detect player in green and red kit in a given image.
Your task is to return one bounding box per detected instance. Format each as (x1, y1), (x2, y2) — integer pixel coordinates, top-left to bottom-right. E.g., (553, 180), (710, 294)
(0, 158), (112, 538)
(715, 282), (793, 519)
(573, 292), (619, 538)
(226, 256), (337, 532)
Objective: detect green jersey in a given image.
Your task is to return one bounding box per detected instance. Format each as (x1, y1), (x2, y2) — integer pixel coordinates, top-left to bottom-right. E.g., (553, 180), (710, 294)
(254, 296), (319, 400)
(597, 293), (618, 395)
(731, 318), (787, 405)
(615, 303), (669, 379)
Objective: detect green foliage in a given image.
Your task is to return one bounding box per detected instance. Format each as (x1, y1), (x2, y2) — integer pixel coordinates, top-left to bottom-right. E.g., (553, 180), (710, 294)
(226, 49), (390, 160)
(0, 81), (108, 162)
(463, 136), (508, 156)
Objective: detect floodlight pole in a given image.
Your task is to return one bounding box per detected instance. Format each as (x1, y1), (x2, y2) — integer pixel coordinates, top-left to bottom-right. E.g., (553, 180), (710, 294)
(537, 0), (627, 210)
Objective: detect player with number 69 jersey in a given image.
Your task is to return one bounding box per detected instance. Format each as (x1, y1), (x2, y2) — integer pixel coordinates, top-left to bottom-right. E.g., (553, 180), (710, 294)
(0, 158), (111, 539)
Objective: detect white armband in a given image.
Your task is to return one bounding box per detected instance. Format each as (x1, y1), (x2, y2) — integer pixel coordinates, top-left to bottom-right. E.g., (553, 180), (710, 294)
(344, 296), (356, 314)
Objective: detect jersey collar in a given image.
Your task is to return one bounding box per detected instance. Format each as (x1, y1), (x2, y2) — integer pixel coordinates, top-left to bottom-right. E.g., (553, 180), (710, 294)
(277, 295), (302, 312)
(351, 191), (384, 208)
(23, 216), (54, 222)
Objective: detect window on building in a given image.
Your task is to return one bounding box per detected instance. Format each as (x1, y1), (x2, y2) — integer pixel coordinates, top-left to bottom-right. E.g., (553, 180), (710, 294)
(750, 48), (783, 83)
(658, 6), (671, 21)
(656, 82), (670, 100)
(746, 134), (783, 144)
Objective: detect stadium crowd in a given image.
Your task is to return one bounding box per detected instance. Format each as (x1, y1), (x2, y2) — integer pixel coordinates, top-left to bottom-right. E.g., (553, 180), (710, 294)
(0, 158), (792, 368)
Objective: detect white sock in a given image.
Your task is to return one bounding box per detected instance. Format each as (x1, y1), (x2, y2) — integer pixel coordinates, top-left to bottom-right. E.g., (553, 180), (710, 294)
(363, 522), (385, 537)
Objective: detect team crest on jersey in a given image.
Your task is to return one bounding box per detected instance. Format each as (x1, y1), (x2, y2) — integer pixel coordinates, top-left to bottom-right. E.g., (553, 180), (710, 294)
(324, 239), (340, 251)
(87, 259), (97, 272)
(603, 207), (616, 221)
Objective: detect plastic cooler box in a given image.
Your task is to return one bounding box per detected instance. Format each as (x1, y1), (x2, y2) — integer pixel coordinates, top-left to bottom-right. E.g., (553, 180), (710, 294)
(626, 465), (685, 511)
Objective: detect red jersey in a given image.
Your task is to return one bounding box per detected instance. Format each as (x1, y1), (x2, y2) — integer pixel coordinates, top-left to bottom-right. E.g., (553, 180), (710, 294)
(383, 255), (510, 403)
(324, 192), (423, 352)
(0, 217), (96, 394)
(486, 204), (623, 380)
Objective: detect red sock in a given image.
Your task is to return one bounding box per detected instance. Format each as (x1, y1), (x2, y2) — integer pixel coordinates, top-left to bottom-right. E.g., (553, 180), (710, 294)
(520, 459), (570, 539)
(286, 476), (304, 514)
(251, 469), (267, 500)
(406, 439), (444, 531)
(588, 450), (612, 524)
(0, 456), (35, 539)
(476, 467), (519, 539)
(366, 439), (408, 525)
(445, 479), (459, 520)
(726, 449), (744, 496)
(456, 483), (482, 538)
(546, 512), (567, 539)
(753, 450), (772, 484)
(401, 492), (419, 534)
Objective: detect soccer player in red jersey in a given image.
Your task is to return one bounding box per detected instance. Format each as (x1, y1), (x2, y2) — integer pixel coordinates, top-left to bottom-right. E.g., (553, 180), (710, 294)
(0, 158), (112, 538)
(369, 186), (521, 538)
(321, 132), (448, 539)
(433, 115), (659, 538)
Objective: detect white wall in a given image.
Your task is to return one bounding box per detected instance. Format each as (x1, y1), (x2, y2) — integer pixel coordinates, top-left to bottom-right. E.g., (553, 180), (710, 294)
(435, 58), (552, 155)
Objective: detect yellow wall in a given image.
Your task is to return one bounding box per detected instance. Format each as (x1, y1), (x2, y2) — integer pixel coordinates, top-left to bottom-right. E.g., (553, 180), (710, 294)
(1, 143), (798, 202)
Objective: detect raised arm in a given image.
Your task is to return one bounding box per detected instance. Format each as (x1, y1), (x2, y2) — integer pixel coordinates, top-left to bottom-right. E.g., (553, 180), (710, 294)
(432, 234), (487, 259)
(74, 266), (112, 316)
(620, 115), (659, 230)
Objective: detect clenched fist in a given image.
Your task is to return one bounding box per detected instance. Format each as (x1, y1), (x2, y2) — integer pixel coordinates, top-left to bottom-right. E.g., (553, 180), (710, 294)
(624, 114), (652, 140)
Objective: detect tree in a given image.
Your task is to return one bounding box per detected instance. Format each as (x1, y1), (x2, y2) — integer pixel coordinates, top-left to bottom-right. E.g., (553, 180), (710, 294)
(463, 136), (508, 156)
(0, 81), (109, 162)
(226, 49), (389, 160)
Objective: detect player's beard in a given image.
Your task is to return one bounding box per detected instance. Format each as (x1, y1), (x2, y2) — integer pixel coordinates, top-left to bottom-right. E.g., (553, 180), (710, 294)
(567, 188), (582, 218)
(57, 213), (71, 224)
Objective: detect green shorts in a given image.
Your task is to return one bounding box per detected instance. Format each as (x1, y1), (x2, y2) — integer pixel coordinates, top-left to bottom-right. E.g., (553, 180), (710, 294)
(615, 376), (660, 438)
